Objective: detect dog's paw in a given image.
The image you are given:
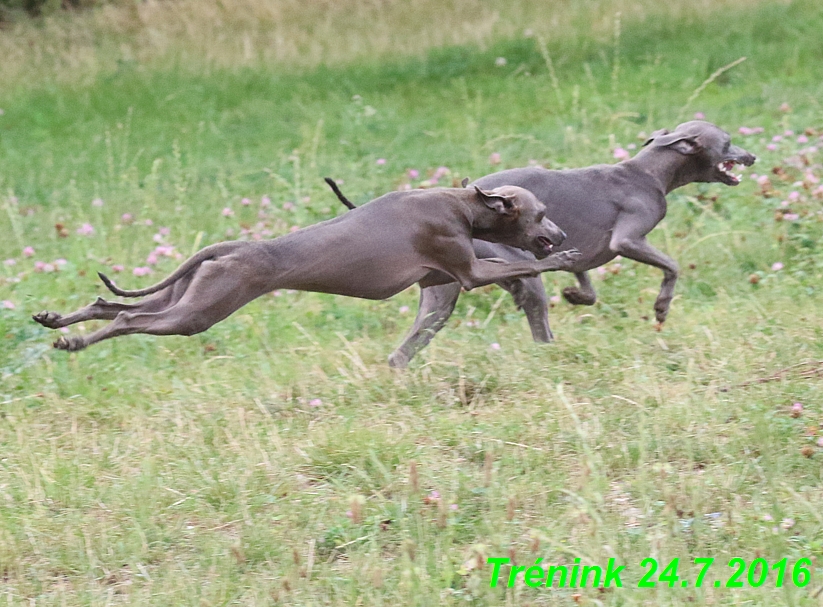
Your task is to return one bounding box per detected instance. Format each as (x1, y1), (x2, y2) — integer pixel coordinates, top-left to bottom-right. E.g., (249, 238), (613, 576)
(554, 248), (582, 261)
(562, 286), (596, 306)
(53, 335), (85, 352)
(388, 350), (411, 369)
(653, 299), (671, 323)
(544, 249), (582, 271)
(33, 311), (63, 329)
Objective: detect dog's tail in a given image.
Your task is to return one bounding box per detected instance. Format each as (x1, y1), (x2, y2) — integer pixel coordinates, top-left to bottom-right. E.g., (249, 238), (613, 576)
(324, 177), (357, 210)
(99, 241), (243, 298)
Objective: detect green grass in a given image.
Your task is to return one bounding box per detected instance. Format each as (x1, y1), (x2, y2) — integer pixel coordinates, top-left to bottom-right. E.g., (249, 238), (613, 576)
(2, 0), (823, 605)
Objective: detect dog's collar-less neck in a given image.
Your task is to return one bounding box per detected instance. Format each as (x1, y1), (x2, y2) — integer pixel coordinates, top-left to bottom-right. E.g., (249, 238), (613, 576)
(625, 148), (696, 195)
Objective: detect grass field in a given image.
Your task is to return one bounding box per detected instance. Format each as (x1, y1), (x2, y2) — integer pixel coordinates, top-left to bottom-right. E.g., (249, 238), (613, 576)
(2, 0), (823, 604)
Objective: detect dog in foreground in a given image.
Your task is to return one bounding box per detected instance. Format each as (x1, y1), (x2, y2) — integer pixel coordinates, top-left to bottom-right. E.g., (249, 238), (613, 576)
(332, 120), (755, 367)
(33, 184), (580, 352)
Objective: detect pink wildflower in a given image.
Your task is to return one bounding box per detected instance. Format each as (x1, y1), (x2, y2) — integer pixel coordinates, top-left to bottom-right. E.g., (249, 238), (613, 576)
(290, 226), (300, 233)
(222, 207), (234, 217)
(77, 223), (94, 236)
(2, 300), (15, 310)
(54, 259), (67, 267)
(767, 144), (778, 151)
(771, 262), (784, 271)
(613, 147), (630, 161)
(694, 112), (705, 120)
(121, 213), (134, 223)
(146, 253), (158, 265)
(433, 166), (450, 180)
(376, 158), (386, 165)
(309, 398), (323, 407)
(549, 295), (561, 304)
(133, 267), (152, 276)
(261, 196), (271, 207)
(489, 153), (501, 165)
(399, 305), (410, 314)
(788, 191), (800, 201)
(144, 219), (154, 226)
(798, 135), (809, 143)
(783, 213), (799, 221)
(490, 342), (501, 351)
(4, 259), (16, 266)
(23, 246), (35, 257)
(241, 197), (251, 206)
(283, 201), (295, 211)
(112, 264), (124, 273)
(408, 169), (419, 179)
(91, 198), (104, 208)
(159, 227), (170, 236)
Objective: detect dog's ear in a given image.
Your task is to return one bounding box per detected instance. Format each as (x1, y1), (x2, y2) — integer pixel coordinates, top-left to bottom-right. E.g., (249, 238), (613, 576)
(651, 132), (701, 155)
(642, 128), (670, 147)
(474, 186), (517, 216)
(461, 177), (469, 188)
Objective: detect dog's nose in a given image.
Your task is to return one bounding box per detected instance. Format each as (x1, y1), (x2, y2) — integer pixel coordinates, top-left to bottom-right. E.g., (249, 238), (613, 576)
(550, 230), (566, 246)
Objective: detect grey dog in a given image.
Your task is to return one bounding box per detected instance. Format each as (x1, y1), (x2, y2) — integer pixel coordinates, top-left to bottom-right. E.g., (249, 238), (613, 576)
(331, 121), (756, 367)
(33, 185), (580, 352)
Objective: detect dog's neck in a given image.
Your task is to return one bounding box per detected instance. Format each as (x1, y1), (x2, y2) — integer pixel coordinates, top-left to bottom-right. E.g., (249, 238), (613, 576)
(465, 199), (514, 243)
(627, 147), (703, 194)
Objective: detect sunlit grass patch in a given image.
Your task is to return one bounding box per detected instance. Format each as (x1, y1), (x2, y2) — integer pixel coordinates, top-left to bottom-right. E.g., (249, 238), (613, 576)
(1, 0), (823, 604)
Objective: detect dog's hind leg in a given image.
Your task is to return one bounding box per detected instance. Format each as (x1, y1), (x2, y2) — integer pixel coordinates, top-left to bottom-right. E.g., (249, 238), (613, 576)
(497, 276), (552, 342)
(34, 270), (199, 330)
(562, 271), (597, 306)
(388, 282), (462, 368)
(33, 298), (138, 329)
(53, 257), (271, 351)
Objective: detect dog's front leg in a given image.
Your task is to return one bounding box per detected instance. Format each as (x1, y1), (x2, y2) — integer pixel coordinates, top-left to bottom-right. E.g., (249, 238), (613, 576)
(609, 228), (678, 324)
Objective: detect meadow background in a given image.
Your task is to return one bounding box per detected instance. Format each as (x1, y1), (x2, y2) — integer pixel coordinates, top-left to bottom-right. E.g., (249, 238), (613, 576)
(2, 0), (823, 604)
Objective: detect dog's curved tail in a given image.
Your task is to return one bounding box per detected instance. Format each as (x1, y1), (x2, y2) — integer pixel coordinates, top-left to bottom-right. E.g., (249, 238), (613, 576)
(324, 177), (357, 210)
(99, 241), (243, 298)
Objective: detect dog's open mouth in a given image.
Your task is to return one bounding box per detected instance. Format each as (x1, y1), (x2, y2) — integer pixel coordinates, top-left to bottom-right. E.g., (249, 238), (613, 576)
(717, 160), (744, 185)
(537, 236), (554, 253)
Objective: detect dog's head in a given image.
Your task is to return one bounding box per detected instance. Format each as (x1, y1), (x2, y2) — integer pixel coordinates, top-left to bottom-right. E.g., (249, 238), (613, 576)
(643, 120), (756, 186)
(473, 185), (565, 258)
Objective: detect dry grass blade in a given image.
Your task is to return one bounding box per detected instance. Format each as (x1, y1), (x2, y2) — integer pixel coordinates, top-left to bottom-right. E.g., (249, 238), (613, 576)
(721, 360), (823, 392)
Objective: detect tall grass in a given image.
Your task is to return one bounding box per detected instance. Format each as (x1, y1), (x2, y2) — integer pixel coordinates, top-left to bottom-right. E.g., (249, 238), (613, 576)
(1, 0), (823, 605)
(1, 0), (771, 87)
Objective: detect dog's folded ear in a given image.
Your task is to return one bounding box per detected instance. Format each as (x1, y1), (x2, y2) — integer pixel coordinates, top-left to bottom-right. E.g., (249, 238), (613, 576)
(650, 132), (701, 155)
(474, 186), (517, 215)
(642, 128), (670, 147)
(461, 177), (469, 188)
